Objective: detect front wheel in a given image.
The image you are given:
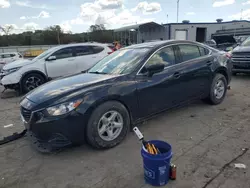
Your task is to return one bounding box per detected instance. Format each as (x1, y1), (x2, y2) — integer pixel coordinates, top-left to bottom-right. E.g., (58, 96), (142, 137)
(204, 73), (227, 105)
(86, 101), (130, 149)
(21, 73), (45, 93)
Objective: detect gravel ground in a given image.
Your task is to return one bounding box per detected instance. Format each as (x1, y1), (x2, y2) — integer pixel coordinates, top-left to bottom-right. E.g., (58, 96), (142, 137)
(0, 75), (250, 188)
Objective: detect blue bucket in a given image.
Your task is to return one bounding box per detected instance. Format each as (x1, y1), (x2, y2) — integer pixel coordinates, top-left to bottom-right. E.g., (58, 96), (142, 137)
(141, 140), (172, 186)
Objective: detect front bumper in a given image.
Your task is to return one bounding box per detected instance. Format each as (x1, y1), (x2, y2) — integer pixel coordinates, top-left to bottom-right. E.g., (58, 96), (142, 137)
(0, 71), (22, 86)
(21, 110), (87, 152)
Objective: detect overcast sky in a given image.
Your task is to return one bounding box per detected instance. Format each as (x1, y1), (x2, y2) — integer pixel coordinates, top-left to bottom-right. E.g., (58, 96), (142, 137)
(1, 0), (250, 34)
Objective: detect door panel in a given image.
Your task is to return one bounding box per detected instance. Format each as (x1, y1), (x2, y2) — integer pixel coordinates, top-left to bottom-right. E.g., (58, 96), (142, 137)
(46, 47), (77, 78)
(176, 44), (213, 102)
(136, 46), (179, 118)
(136, 68), (181, 117)
(74, 46), (100, 72)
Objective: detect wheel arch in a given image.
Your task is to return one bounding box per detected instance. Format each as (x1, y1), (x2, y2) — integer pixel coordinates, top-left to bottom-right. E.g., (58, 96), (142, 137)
(214, 67), (229, 83)
(20, 70), (48, 83)
(84, 95), (133, 130)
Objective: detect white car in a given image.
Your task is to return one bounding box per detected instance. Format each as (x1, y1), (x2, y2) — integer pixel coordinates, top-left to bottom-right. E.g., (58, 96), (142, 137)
(0, 52), (23, 69)
(0, 43), (113, 93)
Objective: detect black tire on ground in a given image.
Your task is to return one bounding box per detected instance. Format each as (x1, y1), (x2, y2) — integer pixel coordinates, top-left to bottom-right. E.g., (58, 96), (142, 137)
(21, 73), (45, 93)
(233, 72), (237, 76)
(86, 101), (130, 149)
(204, 73), (227, 105)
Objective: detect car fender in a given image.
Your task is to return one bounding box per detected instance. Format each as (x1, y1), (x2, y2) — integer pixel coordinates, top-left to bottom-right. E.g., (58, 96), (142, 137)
(213, 66), (229, 83)
(20, 70), (48, 82)
(78, 92), (137, 126)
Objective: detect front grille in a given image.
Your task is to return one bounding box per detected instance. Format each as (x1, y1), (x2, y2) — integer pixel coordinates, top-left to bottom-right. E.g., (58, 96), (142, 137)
(232, 52), (250, 63)
(21, 107), (32, 122)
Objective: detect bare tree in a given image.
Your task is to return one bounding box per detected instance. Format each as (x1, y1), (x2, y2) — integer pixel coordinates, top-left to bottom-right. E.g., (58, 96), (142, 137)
(0, 25), (14, 35)
(0, 25), (14, 45)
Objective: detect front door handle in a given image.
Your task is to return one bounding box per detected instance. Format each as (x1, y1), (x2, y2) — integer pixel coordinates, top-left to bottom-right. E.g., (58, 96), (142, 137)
(173, 72), (181, 79)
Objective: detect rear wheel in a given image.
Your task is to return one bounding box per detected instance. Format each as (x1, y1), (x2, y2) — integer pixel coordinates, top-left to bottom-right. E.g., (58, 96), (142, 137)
(204, 73), (227, 105)
(21, 73), (45, 93)
(233, 72), (237, 76)
(86, 101), (130, 149)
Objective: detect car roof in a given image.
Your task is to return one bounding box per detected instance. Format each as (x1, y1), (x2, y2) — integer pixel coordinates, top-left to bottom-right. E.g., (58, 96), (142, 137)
(126, 40), (203, 50)
(57, 42), (109, 48)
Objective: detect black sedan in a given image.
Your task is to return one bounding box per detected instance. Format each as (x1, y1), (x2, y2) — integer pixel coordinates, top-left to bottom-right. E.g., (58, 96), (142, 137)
(20, 40), (232, 152)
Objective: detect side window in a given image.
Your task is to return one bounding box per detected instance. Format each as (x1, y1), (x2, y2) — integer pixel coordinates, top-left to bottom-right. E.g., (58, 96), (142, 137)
(2, 54), (12, 58)
(92, 46), (104, 54)
(141, 46), (175, 73)
(199, 46), (209, 56)
(52, 48), (73, 60)
(75, 46), (93, 56)
(10, 54), (16, 57)
(178, 44), (201, 62)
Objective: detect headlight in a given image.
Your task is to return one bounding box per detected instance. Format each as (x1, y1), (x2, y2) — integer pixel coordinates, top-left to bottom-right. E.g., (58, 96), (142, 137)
(46, 99), (83, 116)
(2, 67), (22, 76)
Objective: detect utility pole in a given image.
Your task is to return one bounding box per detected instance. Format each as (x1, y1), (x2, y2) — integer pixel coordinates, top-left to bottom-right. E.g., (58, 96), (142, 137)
(240, 9), (243, 20)
(177, 0), (180, 23)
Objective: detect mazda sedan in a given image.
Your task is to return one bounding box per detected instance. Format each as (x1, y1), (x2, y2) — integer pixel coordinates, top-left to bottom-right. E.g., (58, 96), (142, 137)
(20, 40), (232, 152)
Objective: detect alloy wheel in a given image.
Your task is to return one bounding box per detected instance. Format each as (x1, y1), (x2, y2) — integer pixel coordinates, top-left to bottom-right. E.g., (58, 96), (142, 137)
(25, 76), (42, 91)
(97, 110), (124, 141)
(214, 79), (225, 99)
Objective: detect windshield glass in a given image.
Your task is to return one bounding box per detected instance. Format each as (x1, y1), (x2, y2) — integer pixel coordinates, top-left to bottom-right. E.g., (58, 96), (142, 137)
(88, 48), (149, 75)
(32, 47), (59, 61)
(240, 37), (250, 46)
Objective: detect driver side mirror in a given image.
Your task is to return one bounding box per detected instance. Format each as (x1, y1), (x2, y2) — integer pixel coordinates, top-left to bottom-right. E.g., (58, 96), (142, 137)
(47, 56), (56, 61)
(146, 63), (165, 77)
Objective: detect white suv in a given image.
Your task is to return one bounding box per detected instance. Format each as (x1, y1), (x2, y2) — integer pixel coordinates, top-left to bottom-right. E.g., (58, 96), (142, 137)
(0, 43), (113, 93)
(0, 52), (23, 70)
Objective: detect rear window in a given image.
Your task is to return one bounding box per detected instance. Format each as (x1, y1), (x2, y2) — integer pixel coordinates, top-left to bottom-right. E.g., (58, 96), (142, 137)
(199, 47), (209, 56)
(92, 46), (104, 53)
(74, 46), (93, 56)
(178, 44), (201, 62)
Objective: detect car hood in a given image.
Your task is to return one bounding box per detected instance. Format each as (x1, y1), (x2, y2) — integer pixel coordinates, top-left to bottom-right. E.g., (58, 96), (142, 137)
(232, 45), (250, 53)
(25, 73), (119, 108)
(3, 59), (33, 70)
(212, 35), (236, 45)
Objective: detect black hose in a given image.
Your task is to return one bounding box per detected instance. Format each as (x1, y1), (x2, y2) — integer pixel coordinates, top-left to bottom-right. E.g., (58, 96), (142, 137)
(0, 129), (27, 145)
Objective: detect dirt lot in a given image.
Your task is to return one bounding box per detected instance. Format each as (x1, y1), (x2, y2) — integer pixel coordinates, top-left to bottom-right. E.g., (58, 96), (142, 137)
(0, 75), (250, 188)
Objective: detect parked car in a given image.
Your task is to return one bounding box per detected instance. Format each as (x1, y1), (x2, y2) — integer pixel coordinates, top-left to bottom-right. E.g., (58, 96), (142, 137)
(20, 40), (232, 152)
(0, 52), (23, 70)
(231, 37), (250, 75)
(205, 35), (238, 52)
(0, 43), (113, 93)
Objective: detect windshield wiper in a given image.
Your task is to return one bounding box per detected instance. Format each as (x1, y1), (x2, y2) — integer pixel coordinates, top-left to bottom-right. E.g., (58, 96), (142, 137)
(88, 71), (108, 75)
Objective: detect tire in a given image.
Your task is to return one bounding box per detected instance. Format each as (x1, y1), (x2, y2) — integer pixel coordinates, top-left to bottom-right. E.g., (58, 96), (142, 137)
(233, 72), (237, 76)
(21, 73), (46, 93)
(86, 101), (130, 149)
(204, 73), (227, 105)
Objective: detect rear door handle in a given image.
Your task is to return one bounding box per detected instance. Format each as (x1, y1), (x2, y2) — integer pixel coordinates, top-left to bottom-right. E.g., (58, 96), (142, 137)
(206, 61), (212, 66)
(173, 72), (181, 79)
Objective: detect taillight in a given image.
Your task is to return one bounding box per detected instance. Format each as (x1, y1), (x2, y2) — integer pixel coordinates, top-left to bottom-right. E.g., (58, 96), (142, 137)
(108, 51), (113, 55)
(225, 52), (232, 58)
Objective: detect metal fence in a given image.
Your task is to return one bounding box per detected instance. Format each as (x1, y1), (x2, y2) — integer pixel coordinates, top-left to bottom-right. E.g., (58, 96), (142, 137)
(0, 45), (57, 57)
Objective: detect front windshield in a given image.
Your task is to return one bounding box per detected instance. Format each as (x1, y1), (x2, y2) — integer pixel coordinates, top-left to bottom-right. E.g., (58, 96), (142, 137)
(32, 47), (59, 61)
(240, 37), (250, 46)
(88, 48), (149, 75)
